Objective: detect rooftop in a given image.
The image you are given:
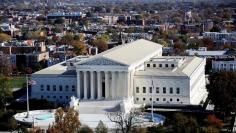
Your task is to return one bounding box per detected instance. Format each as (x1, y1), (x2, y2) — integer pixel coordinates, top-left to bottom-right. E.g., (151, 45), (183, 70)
(99, 39), (162, 65)
(135, 56), (204, 77)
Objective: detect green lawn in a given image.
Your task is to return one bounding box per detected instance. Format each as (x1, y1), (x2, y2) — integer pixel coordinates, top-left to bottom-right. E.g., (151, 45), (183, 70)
(10, 76), (26, 88)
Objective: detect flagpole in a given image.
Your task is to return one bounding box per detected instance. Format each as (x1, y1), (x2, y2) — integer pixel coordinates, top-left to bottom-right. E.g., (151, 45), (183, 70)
(26, 74), (29, 118)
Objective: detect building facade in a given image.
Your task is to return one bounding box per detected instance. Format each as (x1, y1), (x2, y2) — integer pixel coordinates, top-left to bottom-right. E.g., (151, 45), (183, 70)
(212, 58), (236, 72)
(31, 39), (207, 106)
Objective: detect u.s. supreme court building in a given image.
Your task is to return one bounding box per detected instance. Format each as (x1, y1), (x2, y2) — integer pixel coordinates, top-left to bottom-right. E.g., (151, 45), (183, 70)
(31, 39), (208, 106)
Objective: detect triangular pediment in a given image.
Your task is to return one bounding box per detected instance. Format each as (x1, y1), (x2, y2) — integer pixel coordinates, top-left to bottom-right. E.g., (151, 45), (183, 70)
(78, 57), (127, 66)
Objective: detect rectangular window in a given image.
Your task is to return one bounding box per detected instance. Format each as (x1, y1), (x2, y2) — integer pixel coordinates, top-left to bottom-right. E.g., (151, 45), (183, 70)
(143, 87), (146, 93)
(170, 87), (173, 94)
(153, 64), (156, 67)
(147, 64), (150, 67)
(149, 87), (152, 93)
(171, 64), (175, 67)
(47, 85), (50, 91)
(163, 98), (166, 101)
(165, 64), (168, 67)
(163, 87), (166, 94)
(59, 85), (62, 91)
(65, 85), (69, 91)
(72, 85), (75, 89)
(176, 88), (180, 94)
(53, 85), (56, 91)
(136, 87), (139, 93)
(156, 87), (159, 93)
(159, 64), (162, 67)
(40, 85), (44, 91)
(156, 98), (159, 101)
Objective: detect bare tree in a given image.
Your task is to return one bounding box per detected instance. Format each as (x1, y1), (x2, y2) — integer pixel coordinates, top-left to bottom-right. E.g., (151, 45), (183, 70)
(106, 110), (141, 133)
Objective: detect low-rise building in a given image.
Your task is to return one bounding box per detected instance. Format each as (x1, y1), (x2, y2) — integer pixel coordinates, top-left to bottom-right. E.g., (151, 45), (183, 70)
(212, 58), (236, 72)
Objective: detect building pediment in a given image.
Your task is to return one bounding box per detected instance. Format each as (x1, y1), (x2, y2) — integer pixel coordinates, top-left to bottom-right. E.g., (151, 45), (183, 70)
(77, 57), (127, 66)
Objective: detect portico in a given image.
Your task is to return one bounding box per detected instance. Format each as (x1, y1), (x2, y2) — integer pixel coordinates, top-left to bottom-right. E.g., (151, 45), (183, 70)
(76, 70), (128, 100)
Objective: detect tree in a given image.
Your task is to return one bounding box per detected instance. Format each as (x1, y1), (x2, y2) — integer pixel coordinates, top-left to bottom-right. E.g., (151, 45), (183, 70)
(92, 38), (108, 53)
(210, 25), (221, 32)
(47, 107), (81, 133)
(205, 115), (223, 129)
(0, 33), (12, 42)
(74, 33), (85, 41)
(172, 113), (199, 133)
(95, 120), (108, 133)
(202, 38), (214, 50)
(54, 18), (65, 24)
(61, 33), (74, 45)
(0, 76), (12, 111)
(0, 53), (11, 76)
(206, 72), (236, 116)
(72, 40), (87, 55)
(106, 111), (141, 133)
(78, 126), (93, 133)
(152, 38), (169, 47)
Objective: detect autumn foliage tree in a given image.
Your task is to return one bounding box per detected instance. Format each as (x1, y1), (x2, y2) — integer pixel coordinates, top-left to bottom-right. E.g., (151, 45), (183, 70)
(72, 40), (87, 55)
(47, 107), (81, 133)
(202, 38), (214, 50)
(206, 115), (223, 128)
(92, 38), (108, 53)
(0, 33), (12, 42)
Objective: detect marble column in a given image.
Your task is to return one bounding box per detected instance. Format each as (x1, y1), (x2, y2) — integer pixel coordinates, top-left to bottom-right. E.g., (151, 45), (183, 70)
(76, 71), (80, 98)
(83, 71), (87, 100)
(97, 71), (102, 99)
(90, 71), (94, 100)
(105, 71), (109, 99)
(111, 71), (116, 99)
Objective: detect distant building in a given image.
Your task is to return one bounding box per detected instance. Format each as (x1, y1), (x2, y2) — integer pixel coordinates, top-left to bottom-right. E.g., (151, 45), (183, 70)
(0, 41), (49, 69)
(187, 49), (227, 58)
(212, 58), (236, 72)
(0, 23), (20, 37)
(47, 12), (85, 23)
(203, 31), (236, 48)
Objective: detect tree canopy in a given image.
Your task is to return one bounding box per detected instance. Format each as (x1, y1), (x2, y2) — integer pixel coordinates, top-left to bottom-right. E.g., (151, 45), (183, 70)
(0, 76), (12, 111)
(0, 33), (12, 42)
(207, 72), (236, 115)
(48, 107), (81, 133)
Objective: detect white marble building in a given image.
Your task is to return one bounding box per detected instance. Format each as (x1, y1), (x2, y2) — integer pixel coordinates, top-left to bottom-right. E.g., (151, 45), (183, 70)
(212, 59), (236, 72)
(31, 39), (207, 106)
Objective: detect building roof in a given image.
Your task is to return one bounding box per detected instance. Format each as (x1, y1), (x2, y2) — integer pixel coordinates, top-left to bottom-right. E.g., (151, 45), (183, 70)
(78, 39), (162, 66)
(33, 62), (68, 75)
(34, 39), (162, 75)
(188, 50), (226, 56)
(33, 56), (89, 75)
(134, 56), (204, 77)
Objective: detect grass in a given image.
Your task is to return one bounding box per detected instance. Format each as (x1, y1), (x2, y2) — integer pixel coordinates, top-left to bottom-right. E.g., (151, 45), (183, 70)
(10, 76), (26, 88)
